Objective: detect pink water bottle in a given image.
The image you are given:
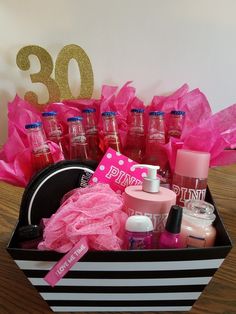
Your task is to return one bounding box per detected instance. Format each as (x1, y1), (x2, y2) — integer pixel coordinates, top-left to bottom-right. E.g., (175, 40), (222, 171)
(124, 108), (145, 163)
(125, 215), (154, 250)
(82, 108), (103, 162)
(25, 122), (54, 172)
(172, 149), (210, 207)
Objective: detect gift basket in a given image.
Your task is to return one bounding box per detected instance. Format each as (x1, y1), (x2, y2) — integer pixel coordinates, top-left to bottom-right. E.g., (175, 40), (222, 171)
(2, 81), (235, 312)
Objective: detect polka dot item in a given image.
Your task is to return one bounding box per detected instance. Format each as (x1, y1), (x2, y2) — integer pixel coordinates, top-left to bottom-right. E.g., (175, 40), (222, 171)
(89, 148), (148, 192)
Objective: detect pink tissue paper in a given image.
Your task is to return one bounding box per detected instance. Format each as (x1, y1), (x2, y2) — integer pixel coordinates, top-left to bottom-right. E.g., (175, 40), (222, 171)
(0, 82), (235, 187)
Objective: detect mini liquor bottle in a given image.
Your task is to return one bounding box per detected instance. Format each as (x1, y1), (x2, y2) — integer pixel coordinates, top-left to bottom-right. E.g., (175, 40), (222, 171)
(67, 116), (89, 161)
(168, 110), (185, 139)
(102, 111), (122, 153)
(25, 122), (54, 172)
(42, 111), (66, 156)
(82, 108), (103, 162)
(144, 111), (171, 187)
(124, 108), (145, 163)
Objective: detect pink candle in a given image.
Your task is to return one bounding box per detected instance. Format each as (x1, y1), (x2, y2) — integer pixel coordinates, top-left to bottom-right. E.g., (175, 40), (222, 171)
(179, 200), (217, 248)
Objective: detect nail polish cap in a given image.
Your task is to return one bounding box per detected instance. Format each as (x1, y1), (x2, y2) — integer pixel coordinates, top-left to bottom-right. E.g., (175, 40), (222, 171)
(165, 205), (183, 234)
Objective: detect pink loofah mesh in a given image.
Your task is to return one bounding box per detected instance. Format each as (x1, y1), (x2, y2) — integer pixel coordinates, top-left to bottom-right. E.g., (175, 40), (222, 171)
(38, 183), (127, 253)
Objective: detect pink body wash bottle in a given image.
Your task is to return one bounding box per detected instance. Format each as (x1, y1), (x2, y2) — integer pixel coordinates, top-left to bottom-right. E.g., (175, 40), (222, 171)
(125, 215), (154, 250)
(180, 199), (216, 248)
(172, 149), (211, 207)
(124, 164), (176, 248)
(159, 205), (183, 249)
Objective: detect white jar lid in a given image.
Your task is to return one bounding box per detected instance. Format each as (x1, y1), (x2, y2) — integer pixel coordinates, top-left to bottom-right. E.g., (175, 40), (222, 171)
(125, 215), (154, 232)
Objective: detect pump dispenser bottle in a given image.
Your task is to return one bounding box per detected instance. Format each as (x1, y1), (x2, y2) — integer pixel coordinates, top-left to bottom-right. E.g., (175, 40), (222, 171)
(124, 164), (176, 247)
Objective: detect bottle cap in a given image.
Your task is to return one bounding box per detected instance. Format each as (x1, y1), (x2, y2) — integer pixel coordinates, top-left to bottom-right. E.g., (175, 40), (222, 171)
(102, 111), (116, 116)
(42, 111), (57, 117)
(131, 164), (160, 193)
(125, 215), (154, 232)
(67, 116), (83, 122)
(82, 108), (96, 113)
(17, 224), (43, 241)
(25, 122), (42, 129)
(149, 111), (164, 116)
(131, 108), (145, 113)
(174, 149), (210, 179)
(170, 110), (185, 115)
(165, 205), (183, 234)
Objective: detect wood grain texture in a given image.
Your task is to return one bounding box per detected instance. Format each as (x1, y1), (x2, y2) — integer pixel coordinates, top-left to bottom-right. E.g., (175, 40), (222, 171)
(0, 164), (235, 314)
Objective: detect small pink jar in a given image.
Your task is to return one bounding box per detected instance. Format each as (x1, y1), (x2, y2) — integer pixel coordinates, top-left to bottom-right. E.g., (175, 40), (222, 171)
(180, 200), (217, 248)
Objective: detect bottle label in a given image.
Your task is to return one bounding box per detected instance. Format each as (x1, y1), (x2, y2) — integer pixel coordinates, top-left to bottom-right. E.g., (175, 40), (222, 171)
(73, 135), (87, 143)
(126, 207), (168, 233)
(126, 234), (152, 250)
(172, 184), (206, 207)
(186, 235), (206, 248)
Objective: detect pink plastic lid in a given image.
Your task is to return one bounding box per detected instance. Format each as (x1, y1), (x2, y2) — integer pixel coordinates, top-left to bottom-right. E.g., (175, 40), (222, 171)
(174, 149), (210, 179)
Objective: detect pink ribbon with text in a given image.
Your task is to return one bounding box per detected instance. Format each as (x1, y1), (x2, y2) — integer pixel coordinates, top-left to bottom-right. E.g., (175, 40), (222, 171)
(44, 237), (89, 287)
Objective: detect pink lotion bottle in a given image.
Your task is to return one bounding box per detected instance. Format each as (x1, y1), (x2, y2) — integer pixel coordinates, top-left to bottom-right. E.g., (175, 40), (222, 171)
(158, 205), (183, 249)
(172, 149), (210, 207)
(124, 164), (176, 248)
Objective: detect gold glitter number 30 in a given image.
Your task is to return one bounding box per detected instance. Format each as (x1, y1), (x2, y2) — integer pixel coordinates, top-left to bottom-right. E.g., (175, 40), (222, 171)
(55, 44), (94, 100)
(16, 44), (94, 106)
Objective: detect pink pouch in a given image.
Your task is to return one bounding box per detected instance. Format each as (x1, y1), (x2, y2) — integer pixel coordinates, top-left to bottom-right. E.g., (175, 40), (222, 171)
(89, 148), (148, 193)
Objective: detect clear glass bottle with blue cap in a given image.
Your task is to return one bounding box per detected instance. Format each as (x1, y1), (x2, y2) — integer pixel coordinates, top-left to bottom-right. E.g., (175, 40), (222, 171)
(25, 122), (54, 172)
(144, 111), (171, 187)
(101, 111), (122, 153)
(67, 116), (89, 161)
(82, 108), (102, 162)
(42, 111), (66, 156)
(168, 110), (185, 139)
(124, 108), (145, 163)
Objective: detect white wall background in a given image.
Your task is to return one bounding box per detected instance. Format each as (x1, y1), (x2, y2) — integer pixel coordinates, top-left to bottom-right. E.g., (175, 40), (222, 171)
(1, 0), (236, 145)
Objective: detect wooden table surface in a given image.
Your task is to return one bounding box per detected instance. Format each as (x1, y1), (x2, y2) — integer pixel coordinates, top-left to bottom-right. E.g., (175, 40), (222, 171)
(0, 164), (235, 314)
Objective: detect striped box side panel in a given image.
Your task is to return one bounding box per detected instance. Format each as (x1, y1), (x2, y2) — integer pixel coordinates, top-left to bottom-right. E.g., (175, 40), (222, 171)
(14, 258), (224, 312)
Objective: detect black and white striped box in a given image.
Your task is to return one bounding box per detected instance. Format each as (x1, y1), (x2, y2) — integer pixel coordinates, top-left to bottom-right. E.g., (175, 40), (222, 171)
(7, 190), (232, 312)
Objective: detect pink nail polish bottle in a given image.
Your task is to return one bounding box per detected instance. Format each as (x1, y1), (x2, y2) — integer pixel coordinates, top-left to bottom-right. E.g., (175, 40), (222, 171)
(172, 149), (210, 207)
(158, 205), (183, 249)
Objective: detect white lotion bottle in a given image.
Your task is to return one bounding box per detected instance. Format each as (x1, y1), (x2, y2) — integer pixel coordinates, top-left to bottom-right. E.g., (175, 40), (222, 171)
(124, 164), (176, 248)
